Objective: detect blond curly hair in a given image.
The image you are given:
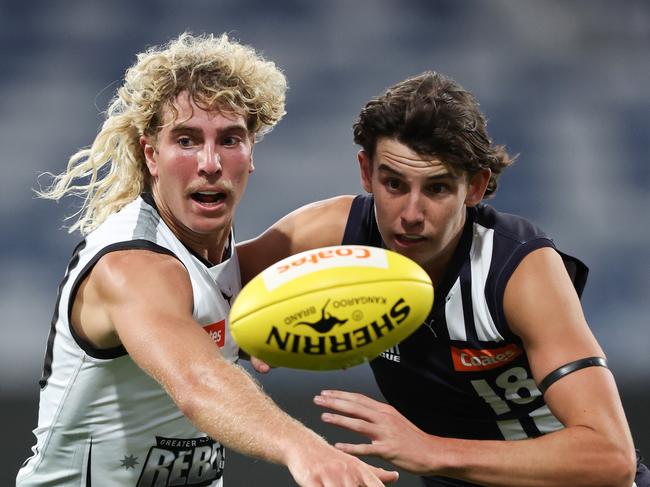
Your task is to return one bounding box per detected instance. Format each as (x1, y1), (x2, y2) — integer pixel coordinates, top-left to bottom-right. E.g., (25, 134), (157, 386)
(39, 32), (287, 234)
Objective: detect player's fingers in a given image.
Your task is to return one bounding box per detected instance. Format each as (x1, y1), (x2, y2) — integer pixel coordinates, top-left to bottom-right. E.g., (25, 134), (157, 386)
(337, 471), (376, 487)
(320, 389), (381, 408)
(250, 356), (272, 374)
(354, 473), (380, 487)
(321, 412), (375, 436)
(334, 441), (377, 457)
(314, 393), (376, 421)
(370, 466), (399, 484)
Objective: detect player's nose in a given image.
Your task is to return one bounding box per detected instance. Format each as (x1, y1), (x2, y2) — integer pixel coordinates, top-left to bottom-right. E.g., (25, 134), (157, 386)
(400, 193), (425, 228)
(197, 144), (221, 175)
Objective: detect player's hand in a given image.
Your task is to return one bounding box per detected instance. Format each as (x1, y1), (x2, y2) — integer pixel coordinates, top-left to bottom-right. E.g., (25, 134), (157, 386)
(238, 350), (272, 374)
(314, 389), (437, 476)
(250, 356), (272, 374)
(286, 439), (399, 486)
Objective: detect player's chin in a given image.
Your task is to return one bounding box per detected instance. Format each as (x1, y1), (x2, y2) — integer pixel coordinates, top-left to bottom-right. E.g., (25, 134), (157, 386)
(189, 215), (233, 235)
(390, 242), (433, 270)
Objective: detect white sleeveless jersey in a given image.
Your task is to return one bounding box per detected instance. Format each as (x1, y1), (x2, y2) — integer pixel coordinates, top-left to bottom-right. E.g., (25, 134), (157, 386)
(17, 194), (240, 487)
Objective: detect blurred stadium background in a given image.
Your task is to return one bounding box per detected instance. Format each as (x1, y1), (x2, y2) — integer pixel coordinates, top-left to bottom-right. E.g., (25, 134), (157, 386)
(1, 1), (648, 485)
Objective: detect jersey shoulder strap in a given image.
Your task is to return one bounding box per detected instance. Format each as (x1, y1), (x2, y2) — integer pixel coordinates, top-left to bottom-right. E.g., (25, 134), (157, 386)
(342, 194), (383, 247)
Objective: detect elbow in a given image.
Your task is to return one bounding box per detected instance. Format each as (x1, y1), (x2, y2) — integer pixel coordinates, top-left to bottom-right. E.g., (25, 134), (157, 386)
(165, 369), (212, 424)
(606, 446), (636, 487)
(175, 392), (201, 422)
(579, 435), (637, 487)
(167, 359), (247, 426)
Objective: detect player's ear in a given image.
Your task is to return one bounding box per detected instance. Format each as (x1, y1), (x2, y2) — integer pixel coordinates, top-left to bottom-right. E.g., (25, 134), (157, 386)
(358, 150), (373, 193)
(465, 168), (491, 207)
(140, 136), (158, 177)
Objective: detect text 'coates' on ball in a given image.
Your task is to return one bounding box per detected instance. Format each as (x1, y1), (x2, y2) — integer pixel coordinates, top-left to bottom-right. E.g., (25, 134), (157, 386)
(229, 245), (434, 370)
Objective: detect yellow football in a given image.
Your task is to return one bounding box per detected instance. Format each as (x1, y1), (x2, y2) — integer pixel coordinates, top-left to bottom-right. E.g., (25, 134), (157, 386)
(230, 245), (434, 370)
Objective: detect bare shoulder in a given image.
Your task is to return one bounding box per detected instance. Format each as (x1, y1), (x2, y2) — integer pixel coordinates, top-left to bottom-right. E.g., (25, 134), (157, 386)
(297, 195), (355, 215)
(91, 249), (191, 302)
(504, 246), (584, 333)
(279, 195), (354, 236)
(74, 249), (193, 345)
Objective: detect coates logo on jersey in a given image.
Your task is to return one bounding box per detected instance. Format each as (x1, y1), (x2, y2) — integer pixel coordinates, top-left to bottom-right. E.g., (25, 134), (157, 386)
(204, 320), (225, 348)
(451, 344), (522, 371)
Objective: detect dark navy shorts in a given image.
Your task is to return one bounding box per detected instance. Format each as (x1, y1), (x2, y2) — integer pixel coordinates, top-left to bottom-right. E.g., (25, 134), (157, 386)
(635, 450), (650, 487)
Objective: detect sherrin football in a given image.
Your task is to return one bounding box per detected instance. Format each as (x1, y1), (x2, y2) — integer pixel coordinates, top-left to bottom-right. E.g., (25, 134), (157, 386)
(230, 245), (433, 370)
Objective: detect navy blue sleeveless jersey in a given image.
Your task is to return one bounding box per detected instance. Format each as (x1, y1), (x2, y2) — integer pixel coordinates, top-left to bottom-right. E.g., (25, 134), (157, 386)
(342, 194), (590, 487)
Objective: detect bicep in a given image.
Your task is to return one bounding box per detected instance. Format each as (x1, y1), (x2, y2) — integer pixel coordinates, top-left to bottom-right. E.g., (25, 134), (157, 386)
(92, 251), (220, 387)
(503, 247), (624, 427)
(505, 247), (602, 379)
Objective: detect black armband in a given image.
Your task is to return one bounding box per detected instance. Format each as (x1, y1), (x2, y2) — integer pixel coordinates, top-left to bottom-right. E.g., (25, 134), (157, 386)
(538, 357), (608, 394)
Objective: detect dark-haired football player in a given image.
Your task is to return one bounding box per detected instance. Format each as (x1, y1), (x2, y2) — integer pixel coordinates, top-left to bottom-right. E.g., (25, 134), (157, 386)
(239, 71), (649, 487)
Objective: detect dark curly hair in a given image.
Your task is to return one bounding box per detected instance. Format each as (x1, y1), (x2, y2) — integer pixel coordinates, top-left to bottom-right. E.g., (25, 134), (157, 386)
(353, 71), (515, 197)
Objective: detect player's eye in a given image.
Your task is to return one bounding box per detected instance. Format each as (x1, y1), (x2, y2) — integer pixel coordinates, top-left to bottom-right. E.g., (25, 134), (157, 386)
(386, 178), (402, 191)
(222, 135), (241, 146)
(178, 136), (194, 147)
(427, 183), (449, 194)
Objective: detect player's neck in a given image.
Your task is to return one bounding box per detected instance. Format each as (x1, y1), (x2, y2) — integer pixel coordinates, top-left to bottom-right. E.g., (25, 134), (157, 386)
(425, 248), (455, 289)
(181, 228), (232, 265)
(153, 196), (232, 265)
(423, 214), (467, 289)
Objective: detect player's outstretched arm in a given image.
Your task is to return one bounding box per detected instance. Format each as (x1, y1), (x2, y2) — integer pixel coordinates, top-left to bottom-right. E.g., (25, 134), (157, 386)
(81, 249), (397, 486)
(315, 248), (637, 487)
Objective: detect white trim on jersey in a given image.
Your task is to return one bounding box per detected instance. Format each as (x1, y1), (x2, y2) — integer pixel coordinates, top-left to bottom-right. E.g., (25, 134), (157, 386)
(445, 223), (503, 343)
(470, 225), (502, 342)
(445, 278), (466, 340)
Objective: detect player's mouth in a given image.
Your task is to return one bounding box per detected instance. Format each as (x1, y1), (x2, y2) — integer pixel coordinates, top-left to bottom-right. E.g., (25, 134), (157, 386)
(190, 191), (227, 208)
(394, 233), (426, 248)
